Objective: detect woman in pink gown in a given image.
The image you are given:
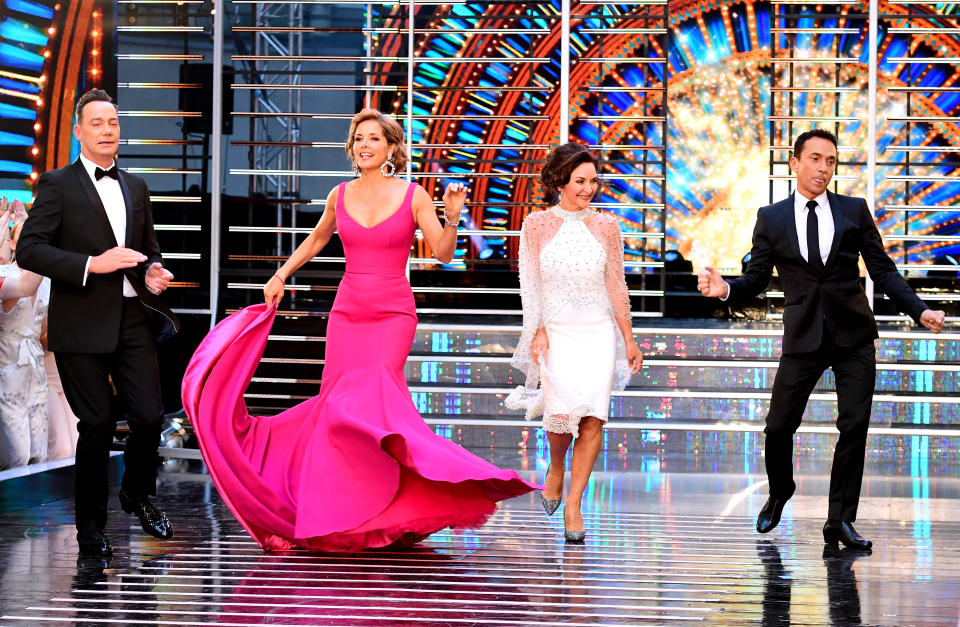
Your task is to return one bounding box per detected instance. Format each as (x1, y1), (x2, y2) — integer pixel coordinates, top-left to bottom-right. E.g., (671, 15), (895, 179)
(182, 109), (538, 552)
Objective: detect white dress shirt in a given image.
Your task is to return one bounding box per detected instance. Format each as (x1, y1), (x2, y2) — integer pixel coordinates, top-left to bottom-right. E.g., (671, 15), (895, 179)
(78, 153), (137, 297)
(795, 190), (834, 266)
(720, 191), (835, 301)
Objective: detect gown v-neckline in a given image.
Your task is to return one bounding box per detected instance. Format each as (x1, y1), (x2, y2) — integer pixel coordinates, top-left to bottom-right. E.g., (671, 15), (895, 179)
(340, 182), (414, 229)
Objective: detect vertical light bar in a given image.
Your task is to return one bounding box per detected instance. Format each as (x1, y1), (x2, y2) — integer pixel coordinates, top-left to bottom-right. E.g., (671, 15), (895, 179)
(406, 0), (414, 280)
(865, 0), (877, 307)
(406, 0), (414, 180)
(365, 3), (373, 108)
(288, 4), (297, 276)
(559, 0), (571, 144)
(209, 0), (224, 327)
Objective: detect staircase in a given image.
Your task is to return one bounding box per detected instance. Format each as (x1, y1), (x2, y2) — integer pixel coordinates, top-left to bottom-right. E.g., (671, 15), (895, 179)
(239, 314), (960, 458)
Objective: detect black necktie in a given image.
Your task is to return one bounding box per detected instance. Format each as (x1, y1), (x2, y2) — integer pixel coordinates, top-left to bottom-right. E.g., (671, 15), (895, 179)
(806, 199), (824, 271)
(95, 165), (118, 181)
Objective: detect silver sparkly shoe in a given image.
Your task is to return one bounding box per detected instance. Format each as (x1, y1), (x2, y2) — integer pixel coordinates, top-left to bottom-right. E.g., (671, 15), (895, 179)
(540, 491), (561, 516)
(564, 529), (586, 543)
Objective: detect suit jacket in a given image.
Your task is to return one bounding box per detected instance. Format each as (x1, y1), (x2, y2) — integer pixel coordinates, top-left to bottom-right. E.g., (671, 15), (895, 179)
(17, 158), (178, 353)
(728, 191), (927, 355)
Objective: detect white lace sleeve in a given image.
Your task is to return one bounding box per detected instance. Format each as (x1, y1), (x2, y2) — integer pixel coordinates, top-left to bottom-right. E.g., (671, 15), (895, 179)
(505, 217), (544, 420)
(599, 215), (633, 391)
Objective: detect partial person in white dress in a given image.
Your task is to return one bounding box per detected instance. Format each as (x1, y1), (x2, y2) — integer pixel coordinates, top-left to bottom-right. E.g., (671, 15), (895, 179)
(1, 202), (80, 461)
(0, 217), (49, 469)
(506, 143), (643, 542)
(38, 278), (80, 460)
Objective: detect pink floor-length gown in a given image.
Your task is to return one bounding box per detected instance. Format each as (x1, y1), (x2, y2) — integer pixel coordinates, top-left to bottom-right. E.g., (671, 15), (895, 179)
(183, 181), (539, 552)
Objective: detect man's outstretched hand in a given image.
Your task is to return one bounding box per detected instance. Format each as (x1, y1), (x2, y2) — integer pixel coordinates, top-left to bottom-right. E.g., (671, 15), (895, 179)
(920, 309), (946, 334)
(145, 262), (174, 295)
(697, 265), (729, 299)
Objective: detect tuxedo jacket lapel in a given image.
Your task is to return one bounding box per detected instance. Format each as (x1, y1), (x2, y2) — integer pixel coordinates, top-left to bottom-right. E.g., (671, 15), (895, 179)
(71, 159), (118, 248)
(824, 190), (846, 269)
(117, 170), (135, 247)
(781, 192), (811, 269)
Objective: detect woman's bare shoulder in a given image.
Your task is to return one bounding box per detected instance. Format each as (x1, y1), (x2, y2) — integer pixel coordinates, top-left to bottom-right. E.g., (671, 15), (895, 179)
(325, 183), (343, 209)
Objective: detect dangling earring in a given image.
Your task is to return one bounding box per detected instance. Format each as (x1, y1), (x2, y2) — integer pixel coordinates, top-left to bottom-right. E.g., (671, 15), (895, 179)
(380, 154), (396, 178)
(352, 160), (360, 177)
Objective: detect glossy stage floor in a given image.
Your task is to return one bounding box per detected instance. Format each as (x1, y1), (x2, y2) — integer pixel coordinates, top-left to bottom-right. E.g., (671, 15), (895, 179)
(0, 442), (958, 626)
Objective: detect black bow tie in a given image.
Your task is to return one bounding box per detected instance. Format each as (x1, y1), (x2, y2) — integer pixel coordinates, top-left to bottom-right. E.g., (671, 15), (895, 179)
(95, 165), (118, 181)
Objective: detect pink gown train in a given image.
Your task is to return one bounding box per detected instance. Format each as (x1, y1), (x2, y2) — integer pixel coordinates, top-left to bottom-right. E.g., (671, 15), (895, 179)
(182, 181), (538, 552)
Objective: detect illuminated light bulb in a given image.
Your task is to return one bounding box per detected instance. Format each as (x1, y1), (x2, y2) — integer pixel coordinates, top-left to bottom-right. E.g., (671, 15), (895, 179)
(34, 123), (40, 131)
(31, 147), (39, 155)
(47, 27), (55, 35)
(30, 171), (38, 180)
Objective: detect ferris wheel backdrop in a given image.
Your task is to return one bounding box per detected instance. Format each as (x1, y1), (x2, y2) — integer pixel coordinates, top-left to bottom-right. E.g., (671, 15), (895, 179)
(362, 0), (960, 279)
(2, 0), (959, 321)
(3, 0), (958, 427)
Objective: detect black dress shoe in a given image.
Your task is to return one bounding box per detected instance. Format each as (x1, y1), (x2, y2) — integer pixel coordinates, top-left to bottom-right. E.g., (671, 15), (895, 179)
(74, 555), (110, 588)
(77, 530), (113, 557)
(119, 490), (174, 540)
(823, 520), (872, 550)
(756, 497), (788, 534)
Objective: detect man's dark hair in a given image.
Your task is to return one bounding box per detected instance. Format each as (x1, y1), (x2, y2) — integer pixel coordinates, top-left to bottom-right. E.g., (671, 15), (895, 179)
(539, 142), (601, 205)
(75, 89), (117, 123)
(793, 128), (838, 159)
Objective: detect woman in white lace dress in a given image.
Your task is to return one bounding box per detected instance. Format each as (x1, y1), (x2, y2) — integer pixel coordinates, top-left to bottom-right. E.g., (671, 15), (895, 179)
(506, 143), (642, 542)
(0, 216), (49, 469)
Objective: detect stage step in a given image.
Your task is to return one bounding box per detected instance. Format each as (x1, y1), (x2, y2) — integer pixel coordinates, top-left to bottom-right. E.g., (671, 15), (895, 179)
(243, 321), (960, 432)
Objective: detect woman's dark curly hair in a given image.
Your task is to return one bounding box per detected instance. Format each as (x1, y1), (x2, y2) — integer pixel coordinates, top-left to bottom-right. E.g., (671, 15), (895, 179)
(539, 142), (601, 205)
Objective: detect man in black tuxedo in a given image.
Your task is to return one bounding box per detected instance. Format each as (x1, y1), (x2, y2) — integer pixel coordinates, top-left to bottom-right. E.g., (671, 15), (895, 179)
(18, 89), (177, 557)
(698, 128), (945, 550)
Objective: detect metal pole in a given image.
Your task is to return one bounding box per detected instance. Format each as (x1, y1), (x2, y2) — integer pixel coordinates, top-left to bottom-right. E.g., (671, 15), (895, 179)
(865, 0), (877, 308)
(559, 0), (570, 145)
(406, 0), (414, 180)
(365, 3), (373, 108)
(209, 0), (224, 328)
(406, 0), (415, 280)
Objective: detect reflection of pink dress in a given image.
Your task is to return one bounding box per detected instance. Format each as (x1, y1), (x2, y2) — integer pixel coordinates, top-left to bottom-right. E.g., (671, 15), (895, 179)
(183, 181), (538, 552)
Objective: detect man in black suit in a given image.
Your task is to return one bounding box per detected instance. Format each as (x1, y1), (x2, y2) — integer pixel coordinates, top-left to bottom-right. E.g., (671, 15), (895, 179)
(698, 128), (945, 550)
(18, 89), (177, 557)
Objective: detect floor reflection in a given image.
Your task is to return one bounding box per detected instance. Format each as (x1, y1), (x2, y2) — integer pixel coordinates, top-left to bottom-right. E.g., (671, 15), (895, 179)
(822, 545), (866, 626)
(757, 540), (791, 627)
(218, 549), (468, 625)
(0, 449), (957, 625)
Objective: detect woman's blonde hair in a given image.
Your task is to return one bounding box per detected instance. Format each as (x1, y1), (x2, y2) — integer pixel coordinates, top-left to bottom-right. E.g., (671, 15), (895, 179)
(344, 108), (408, 174)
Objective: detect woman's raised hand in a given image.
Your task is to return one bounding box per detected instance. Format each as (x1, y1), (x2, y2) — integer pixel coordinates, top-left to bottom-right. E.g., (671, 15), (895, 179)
(442, 181), (468, 225)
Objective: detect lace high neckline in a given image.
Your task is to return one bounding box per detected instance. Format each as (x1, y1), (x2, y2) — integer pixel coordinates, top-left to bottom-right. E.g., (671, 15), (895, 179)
(550, 205), (591, 221)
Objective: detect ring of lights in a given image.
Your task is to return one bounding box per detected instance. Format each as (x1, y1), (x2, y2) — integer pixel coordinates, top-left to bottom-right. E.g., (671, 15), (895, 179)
(370, 1), (959, 271)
